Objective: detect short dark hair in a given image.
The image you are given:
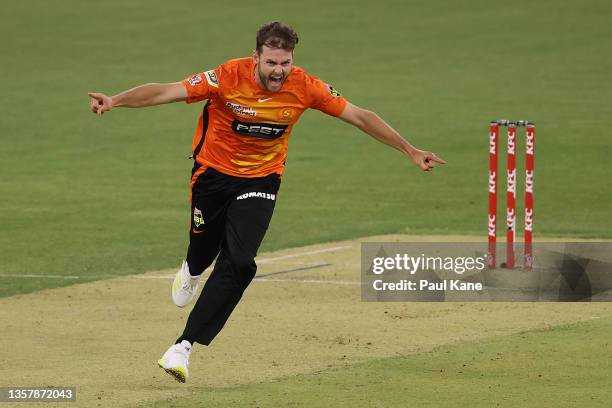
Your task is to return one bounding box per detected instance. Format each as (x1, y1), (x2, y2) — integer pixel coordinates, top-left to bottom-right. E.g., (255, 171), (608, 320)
(256, 21), (299, 53)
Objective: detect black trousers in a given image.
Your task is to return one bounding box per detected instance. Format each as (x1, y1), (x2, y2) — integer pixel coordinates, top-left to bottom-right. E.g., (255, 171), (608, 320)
(176, 167), (280, 346)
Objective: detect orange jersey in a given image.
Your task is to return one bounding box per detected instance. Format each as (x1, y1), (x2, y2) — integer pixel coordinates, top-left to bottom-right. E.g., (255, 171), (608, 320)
(182, 58), (347, 179)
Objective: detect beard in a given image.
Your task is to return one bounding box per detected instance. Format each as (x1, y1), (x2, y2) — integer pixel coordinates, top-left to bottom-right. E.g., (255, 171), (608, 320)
(257, 66), (286, 92)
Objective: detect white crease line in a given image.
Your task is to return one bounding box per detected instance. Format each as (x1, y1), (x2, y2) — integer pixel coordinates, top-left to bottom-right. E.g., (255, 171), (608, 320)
(257, 245), (352, 264)
(0, 273), (361, 286)
(0, 274), (81, 279)
(254, 277), (360, 285)
(132, 275), (175, 279)
(259, 261), (362, 267)
(0, 246), (355, 281)
(132, 275), (361, 286)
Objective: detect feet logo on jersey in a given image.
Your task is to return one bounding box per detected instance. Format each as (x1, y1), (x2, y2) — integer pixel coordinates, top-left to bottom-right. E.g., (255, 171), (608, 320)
(193, 208), (204, 228)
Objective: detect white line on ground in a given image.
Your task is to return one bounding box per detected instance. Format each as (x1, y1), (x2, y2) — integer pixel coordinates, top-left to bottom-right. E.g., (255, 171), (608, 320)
(0, 245), (351, 283)
(256, 245), (352, 264)
(0, 273), (360, 286)
(254, 277), (360, 285)
(0, 274), (81, 279)
(132, 275), (175, 279)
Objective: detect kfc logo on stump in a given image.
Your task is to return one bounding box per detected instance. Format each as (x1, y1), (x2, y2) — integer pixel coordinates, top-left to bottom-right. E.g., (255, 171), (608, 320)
(507, 130), (516, 155)
(489, 131), (497, 154)
(526, 131), (535, 155)
(507, 169), (516, 194)
(525, 170), (534, 193)
(507, 208), (515, 231)
(525, 208), (534, 232)
(489, 171), (496, 194)
(488, 214), (496, 237)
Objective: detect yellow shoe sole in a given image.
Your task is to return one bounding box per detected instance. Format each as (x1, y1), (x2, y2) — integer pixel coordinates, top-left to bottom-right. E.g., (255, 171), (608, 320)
(158, 359), (187, 383)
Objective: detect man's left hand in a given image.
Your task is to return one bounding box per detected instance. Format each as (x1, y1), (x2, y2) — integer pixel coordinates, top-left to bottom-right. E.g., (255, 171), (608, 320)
(410, 150), (446, 172)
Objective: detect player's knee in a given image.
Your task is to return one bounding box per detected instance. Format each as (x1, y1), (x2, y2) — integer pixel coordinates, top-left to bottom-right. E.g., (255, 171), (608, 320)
(229, 254), (257, 286)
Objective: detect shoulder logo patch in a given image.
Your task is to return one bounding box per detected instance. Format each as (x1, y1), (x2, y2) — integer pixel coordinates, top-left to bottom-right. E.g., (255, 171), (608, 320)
(204, 70), (219, 88)
(188, 74), (202, 86)
(327, 84), (341, 97)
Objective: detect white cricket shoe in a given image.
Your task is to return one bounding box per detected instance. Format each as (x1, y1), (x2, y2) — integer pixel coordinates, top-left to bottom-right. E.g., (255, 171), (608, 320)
(172, 261), (202, 307)
(158, 340), (192, 383)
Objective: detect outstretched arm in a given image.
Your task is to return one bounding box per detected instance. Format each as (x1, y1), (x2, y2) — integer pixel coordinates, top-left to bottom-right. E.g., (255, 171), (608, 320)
(338, 102), (446, 171)
(88, 82), (188, 116)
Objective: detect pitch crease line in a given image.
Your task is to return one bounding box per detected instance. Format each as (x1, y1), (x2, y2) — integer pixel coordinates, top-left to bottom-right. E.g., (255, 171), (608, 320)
(256, 245), (352, 264)
(255, 277), (360, 285)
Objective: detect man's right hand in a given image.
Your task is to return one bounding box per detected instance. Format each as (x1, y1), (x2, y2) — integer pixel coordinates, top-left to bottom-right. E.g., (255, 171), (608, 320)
(88, 92), (113, 116)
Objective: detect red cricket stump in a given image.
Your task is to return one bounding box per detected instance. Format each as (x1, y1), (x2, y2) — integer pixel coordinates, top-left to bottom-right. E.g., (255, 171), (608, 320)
(506, 124), (517, 269)
(487, 119), (535, 270)
(488, 122), (499, 269)
(524, 124), (535, 269)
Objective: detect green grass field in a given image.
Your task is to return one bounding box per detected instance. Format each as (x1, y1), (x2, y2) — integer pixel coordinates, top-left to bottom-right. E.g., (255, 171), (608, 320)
(1, 1), (611, 407)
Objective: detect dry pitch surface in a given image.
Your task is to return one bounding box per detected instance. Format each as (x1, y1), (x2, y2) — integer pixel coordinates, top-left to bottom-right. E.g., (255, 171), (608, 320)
(2, 234), (611, 407)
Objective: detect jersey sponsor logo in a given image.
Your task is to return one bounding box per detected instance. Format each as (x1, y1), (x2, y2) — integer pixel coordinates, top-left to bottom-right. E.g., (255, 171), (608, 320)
(204, 70), (219, 88)
(193, 207), (204, 227)
(232, 119), (288, 139)
(226, 102), (257, 117)
(327, 84), (341, 97)
(236, 191), (276, 201)
(188, 74), (203, 86)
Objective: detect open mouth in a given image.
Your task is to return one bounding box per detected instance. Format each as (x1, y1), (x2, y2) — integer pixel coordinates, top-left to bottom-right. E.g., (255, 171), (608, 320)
(268, 74), (283, 86)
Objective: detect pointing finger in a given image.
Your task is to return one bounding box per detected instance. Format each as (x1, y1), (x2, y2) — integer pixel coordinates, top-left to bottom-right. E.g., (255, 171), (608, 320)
(88, 92), (103, 101)
(429, 153), (446, 164)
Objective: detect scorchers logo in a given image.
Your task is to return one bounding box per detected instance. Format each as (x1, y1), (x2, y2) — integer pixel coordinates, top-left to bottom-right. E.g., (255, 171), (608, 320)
(193, 208), (204, 227)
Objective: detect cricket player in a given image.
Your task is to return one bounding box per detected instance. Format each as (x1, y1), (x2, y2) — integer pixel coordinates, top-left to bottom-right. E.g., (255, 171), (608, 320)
(88, 21), (445, 383)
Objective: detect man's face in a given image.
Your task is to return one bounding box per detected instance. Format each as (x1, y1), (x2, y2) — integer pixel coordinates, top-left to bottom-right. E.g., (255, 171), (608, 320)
(253, 46), (293, 93)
